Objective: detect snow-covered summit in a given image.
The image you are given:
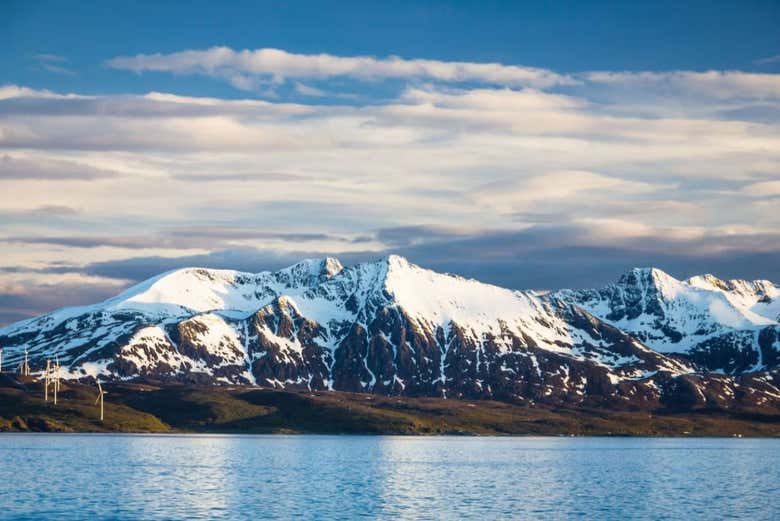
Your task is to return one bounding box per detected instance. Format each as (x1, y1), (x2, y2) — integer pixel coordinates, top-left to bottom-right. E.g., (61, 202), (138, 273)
(556, 267), (780, 372)
(563, 266), (776, 328)
(686, 273), (779, 322)
(104, 257), (344, 317)
(382, 254), (541, 328)
(0, 257), (346, 344)
(286, 254), (550, 337)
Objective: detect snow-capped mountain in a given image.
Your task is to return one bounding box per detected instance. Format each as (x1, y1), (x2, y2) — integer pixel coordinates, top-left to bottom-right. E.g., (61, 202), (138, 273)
(1, 257), (778, 410)
(555, 268), (780, 374)
(1, 257), (345, 381)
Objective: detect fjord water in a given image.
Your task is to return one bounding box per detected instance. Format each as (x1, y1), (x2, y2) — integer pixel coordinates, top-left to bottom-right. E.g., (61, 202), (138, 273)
(0, 435), (777, 520)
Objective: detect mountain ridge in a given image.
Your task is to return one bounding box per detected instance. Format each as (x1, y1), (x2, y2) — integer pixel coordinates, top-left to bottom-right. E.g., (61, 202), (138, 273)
(1, 256), (779, 413)
(554, 265), (780, 373)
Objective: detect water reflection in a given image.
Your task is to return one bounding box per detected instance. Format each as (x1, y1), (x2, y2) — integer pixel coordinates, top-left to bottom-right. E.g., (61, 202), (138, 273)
(120, 435), (236, 518)
(0, 435), (777, 521)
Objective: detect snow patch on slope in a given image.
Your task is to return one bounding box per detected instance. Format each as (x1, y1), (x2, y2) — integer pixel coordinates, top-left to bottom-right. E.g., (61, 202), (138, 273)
(558, 267), (779, 355)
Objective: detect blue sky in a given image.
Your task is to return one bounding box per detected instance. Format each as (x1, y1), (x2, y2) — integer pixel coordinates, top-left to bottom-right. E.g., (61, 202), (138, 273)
(4, 1), (780, 96)
(1, 1), (780, 325)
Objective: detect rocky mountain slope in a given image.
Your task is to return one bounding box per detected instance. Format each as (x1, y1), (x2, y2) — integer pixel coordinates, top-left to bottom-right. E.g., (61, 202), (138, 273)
(1, 256), (779, 411)
(555, 268), (780, 374)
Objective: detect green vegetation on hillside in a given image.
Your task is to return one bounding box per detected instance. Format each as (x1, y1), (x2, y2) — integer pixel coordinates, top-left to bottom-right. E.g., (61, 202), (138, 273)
(0, 378), (169, 433)
(0, 377), (778, 436)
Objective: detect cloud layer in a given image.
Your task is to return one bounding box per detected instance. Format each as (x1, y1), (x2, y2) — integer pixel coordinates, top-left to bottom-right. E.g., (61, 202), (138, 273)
(1, 47), (779, 324)
(106, 46), (780, 102)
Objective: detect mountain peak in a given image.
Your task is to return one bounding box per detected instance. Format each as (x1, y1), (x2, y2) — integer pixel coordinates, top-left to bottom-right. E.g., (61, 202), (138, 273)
(280, 257), (344, 285)
(686, 273), (729, 291)
(627, 266), (668, 277)
(106, 266), (248, 313)
(688, 273), (777, 296)
(101, 258), (344, 318)
(376, 254), (543, 330)
(323, 257), (344, 276)
(384, 254), (412, 269)
(618, 267), (677, 288)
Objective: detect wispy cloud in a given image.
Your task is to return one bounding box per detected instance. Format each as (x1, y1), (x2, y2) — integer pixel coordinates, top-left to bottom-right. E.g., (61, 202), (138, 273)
(105, 47), (575, 90)
(11, 205), (80, 217)
(3, 227), (351, 251)
(755, 54), (780, 65)
(293, 82), (326, 97)
(33, 53), (75, 76)
(586, 70), (780, 99)
(103, 47), (780, 104)
(0, 274), (127, 326)
(0, 155), (119, 180)
(170, 172), (309, 183)
(741, 180), (780, 197)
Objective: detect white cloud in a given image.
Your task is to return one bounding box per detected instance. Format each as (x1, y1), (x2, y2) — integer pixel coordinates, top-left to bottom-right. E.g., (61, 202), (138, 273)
(0, 154), (120, 180)
(106, 46), (576, 89)
(479, 170), (660, 199)
(471, 170), (665, 215)
(587, 70), (780, 100)
(0, 84), (86, 100)
(293, 82), (326, 97)
(103, 47), (780, 106)
(755, 54), (780, 65)
(5, 45), (780, 320)
(741, 180), (780, 197)
(0, 75), (778, 299)
(400, 85), (584, 111)
(34, 53), (75, 76)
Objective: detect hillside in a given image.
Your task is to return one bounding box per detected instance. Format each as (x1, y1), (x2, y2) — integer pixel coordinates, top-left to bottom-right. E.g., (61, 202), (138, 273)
(1, 379), (778, 436)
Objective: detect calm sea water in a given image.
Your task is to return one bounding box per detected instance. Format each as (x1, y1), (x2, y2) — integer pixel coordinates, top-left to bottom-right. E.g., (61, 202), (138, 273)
(0, 435), (777, 520)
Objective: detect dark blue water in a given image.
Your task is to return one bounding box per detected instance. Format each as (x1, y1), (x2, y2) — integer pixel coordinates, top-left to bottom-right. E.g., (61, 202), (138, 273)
(0, 435), (777, 520)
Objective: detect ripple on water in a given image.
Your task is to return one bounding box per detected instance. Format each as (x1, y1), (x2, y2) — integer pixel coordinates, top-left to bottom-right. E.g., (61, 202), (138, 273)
(0, 435), (777, 521)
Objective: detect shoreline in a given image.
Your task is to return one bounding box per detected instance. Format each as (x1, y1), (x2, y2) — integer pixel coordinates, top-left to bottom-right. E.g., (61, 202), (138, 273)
(0, 431), (775, 438)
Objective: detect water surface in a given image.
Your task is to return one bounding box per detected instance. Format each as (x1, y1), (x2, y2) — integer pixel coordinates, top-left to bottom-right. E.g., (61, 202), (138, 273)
(0, 435), (777, 520)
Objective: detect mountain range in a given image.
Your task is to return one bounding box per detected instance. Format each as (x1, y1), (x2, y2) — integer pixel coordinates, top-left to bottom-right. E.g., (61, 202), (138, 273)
(2, 255), (779, 411)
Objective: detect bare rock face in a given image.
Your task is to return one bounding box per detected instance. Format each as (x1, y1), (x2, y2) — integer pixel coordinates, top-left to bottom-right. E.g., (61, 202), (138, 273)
(248, 297), (332, 390)
(1, 256), (779, 413)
